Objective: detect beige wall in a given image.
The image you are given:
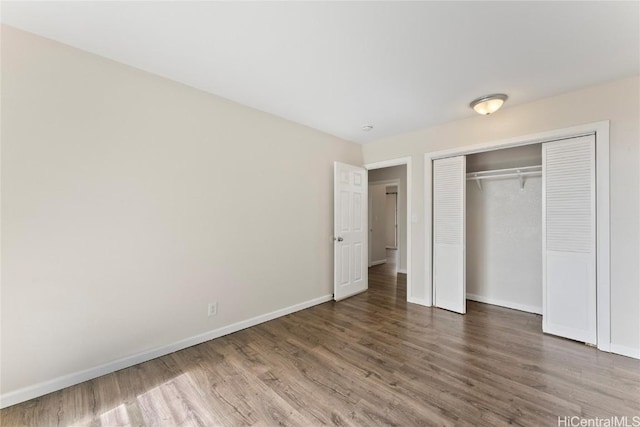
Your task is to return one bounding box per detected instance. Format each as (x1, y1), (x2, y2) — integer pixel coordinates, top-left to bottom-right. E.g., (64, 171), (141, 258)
(362, 76), (640, 354)
(1, 26), (362, 396)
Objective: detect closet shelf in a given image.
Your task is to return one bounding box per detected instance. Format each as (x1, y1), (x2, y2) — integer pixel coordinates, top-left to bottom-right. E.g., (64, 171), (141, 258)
(466, 165), (542, 191)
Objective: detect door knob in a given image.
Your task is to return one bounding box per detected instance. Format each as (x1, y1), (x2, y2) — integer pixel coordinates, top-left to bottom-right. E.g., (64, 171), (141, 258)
(335, 237), (344, 242)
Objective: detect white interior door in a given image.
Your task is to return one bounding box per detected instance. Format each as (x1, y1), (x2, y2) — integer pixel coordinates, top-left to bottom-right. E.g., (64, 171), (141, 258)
(334, 162), (368, 301)
(543, 135), (596, 344)
(433, 156), (466, 314)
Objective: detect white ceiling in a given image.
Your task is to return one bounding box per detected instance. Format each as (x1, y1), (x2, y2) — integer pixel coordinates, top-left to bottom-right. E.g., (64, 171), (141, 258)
(2, 1), (639, 143)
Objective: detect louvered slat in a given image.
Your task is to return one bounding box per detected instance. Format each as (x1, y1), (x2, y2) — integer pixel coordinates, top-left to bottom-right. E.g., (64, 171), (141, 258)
(434, 157), (464, 245)
(544, 138), (595, 253)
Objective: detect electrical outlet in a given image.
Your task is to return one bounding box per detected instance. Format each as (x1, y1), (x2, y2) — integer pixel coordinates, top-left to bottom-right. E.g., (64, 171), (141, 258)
(207, 302), (218, 317)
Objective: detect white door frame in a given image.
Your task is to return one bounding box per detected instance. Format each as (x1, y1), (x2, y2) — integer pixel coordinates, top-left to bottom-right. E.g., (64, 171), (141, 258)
(423, 121), (610, 352)
(365, 157), (413, 302)
(385, 183), (399, 250)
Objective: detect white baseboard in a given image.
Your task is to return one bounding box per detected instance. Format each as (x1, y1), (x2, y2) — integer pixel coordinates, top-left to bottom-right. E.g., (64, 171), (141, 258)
(466, 293), (542, 315)
(610, 343), (640, 360)
(407, 297), (430, 307)
(397, 268), (407, 274)
(0, 294), (333, 409)
(370, 259), (386, 266)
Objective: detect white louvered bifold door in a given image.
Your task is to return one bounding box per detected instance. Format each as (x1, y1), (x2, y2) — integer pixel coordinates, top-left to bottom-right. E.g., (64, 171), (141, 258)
(542, 135), (596, 344)
(433, 156), (466, 314)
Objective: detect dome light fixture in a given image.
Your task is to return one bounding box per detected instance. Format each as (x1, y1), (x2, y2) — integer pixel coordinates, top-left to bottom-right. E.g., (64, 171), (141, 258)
(470, 94), (508, 115)
(361, 124), (373, 131)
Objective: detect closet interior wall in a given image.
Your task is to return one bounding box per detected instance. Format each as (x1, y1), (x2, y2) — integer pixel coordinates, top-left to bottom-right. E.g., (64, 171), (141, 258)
(465, 144), (543, 314)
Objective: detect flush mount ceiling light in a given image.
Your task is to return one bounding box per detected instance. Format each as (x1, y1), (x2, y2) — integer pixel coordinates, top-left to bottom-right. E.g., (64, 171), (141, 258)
(470, 94), (508, 115)
(361, 124), (373, 131)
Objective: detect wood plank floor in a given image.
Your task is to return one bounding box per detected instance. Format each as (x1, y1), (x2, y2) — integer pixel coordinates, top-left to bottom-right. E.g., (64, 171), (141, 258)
(2, 251), (639, 426)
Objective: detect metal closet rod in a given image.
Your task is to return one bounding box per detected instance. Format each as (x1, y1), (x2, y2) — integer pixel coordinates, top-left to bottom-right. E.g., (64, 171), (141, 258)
(466, 165), (542, 180)
(466, 165), (542, 191)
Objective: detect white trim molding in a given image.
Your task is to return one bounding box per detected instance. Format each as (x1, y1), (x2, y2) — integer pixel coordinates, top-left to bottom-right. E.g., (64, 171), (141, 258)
(610, 344), (640, 360)
(365, 157), (413, 304)
(424, 121), (611, 352)
(466, 293), (542, 315)
(370, 259), (387, 266)
(407, 296), (429, 306)
(0, 294), (333, 409)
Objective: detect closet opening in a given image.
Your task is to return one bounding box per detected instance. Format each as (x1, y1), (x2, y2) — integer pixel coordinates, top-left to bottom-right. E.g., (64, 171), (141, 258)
(424, 121), (611, 352)
(465, 144), (543, 315)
